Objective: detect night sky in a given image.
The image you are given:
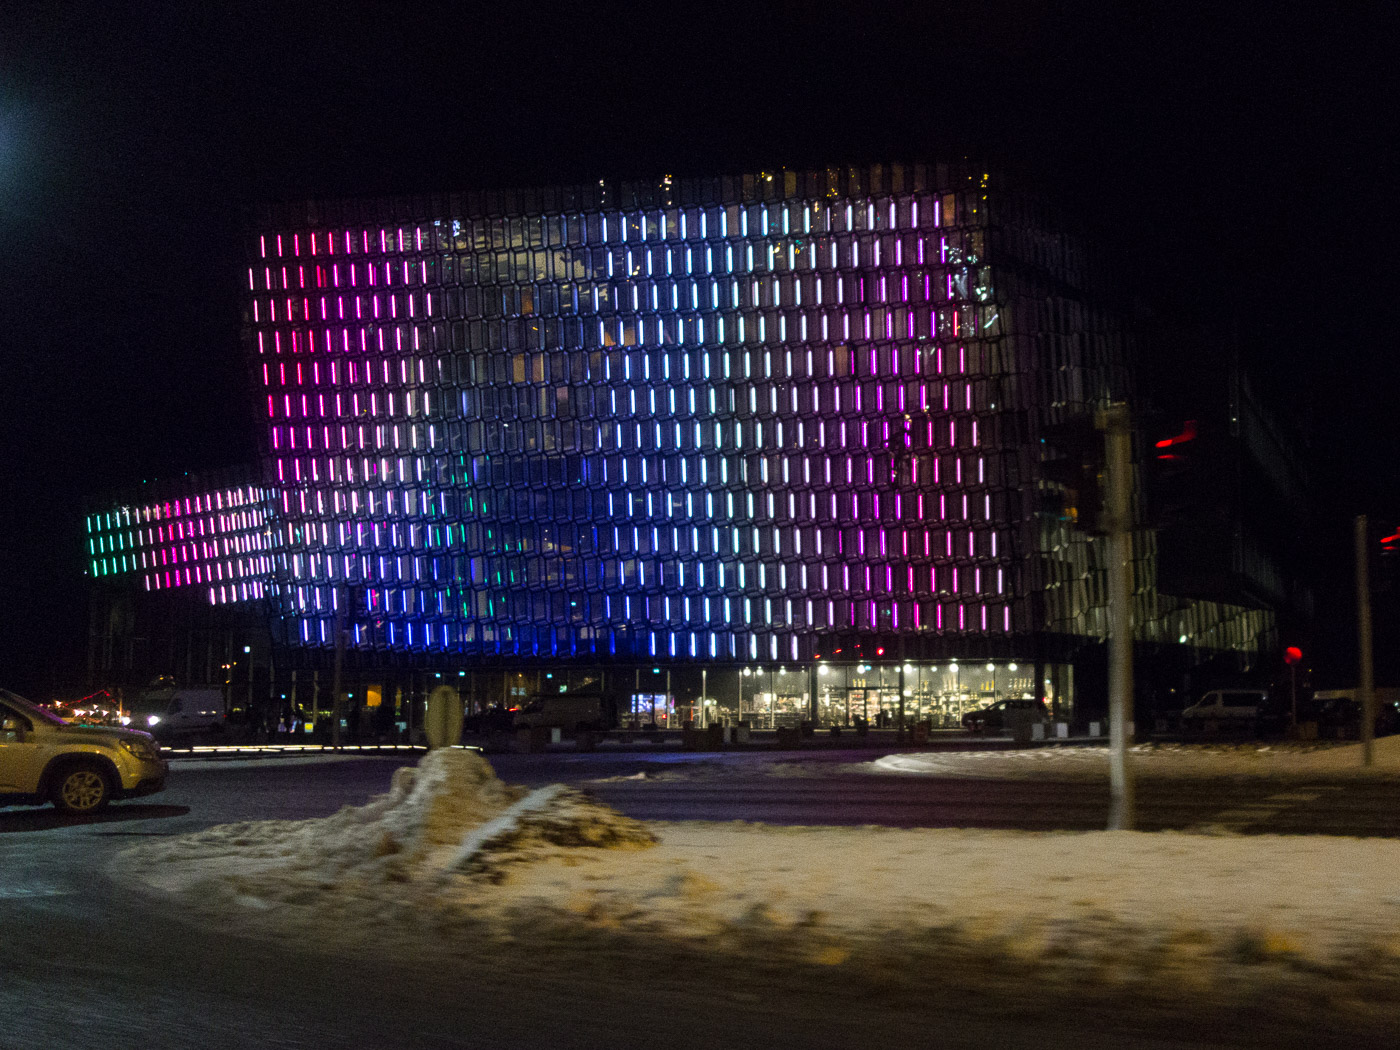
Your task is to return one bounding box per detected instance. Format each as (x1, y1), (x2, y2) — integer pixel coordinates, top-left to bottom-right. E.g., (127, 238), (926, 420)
(2, 1), (1395, 697)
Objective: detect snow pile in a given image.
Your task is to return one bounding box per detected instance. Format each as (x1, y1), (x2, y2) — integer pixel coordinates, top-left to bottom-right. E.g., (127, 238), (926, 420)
(125, 749), (653, 897)
(589, 760), (743, 783)
(447, 783), (657, 879)
(872, 735), (1400, 780)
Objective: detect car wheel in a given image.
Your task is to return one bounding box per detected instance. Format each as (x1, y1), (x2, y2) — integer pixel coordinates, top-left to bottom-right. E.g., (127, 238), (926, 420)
(51, 764), (112, 814)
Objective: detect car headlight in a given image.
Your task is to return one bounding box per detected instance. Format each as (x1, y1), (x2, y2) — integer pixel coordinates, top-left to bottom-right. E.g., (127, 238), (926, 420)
(120, 738), (159, 761)
(146, 714), (161, 726)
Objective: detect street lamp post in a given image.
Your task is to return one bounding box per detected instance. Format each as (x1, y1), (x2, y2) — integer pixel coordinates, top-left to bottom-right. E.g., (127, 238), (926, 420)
(1356, 516), (1376, 768)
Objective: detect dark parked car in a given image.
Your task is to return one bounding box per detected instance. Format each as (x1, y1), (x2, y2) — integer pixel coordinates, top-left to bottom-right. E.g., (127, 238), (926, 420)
(461, 704), (518, 735)
(1316, 697), (1400, 738)
(962, 698), (1050, 733)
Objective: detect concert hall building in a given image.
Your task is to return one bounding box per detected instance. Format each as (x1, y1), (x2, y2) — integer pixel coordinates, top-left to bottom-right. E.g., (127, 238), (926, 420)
(85, 163), (1278, 730)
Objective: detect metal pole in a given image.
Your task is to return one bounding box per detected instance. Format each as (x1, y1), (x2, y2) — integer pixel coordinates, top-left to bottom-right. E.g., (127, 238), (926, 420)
(1356, 515), (1375, 767)
(700, 668), (707, 729)
(1290, 664), (1297, 730)
(1103, 403), (1136, 830)
(331, 586), (345, 749)
(899, 662), (906, 737)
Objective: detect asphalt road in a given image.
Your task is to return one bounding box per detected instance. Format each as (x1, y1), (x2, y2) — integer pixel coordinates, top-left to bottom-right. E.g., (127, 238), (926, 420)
(490, 750), (1400, 837)
(2, 751), (1398, 1049)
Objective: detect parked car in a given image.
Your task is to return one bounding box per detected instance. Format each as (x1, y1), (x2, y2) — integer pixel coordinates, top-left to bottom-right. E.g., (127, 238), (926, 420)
(1315, 696), (1400, 738)
(512, 696), (605, 732)
(462, 704), (517, 735)
(1, 687), (167, 813)
(961, 698), (1049, 733)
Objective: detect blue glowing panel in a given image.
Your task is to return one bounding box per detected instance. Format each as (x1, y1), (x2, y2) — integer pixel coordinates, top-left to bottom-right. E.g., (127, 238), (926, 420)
(245, 169), (1018, 656)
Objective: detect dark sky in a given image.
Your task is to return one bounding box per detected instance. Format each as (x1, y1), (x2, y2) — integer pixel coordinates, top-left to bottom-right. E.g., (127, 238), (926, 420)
(2, 1), (1395, 697)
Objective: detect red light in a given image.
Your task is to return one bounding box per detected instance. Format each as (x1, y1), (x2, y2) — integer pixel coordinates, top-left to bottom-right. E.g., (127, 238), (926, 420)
(1155, 420), (1198, 455)
(875, 647), (884, 656)
(1381, 529), (1400, 551)
(1284, 646), (1303, 665)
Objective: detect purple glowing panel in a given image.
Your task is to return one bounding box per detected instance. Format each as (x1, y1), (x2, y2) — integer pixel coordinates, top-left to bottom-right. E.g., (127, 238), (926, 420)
(245, 167), (1022, 656)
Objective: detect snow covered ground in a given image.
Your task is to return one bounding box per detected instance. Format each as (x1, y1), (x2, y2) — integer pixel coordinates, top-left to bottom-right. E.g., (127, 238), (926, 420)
(578, 737), (1400, 785)
(871, 735), (1400, 780)
(114, 749), (1400, 1015)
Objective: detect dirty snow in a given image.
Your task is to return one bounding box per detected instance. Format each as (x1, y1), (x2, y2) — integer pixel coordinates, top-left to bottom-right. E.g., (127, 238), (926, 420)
(115, 748), (1400, 1012)
(126, 749), (652, 896)
(870, 734), (1400, 780)
(580, 739), (1400, 786)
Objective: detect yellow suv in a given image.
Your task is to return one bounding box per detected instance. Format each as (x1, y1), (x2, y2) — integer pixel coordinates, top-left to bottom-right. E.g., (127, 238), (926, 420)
(1, 688), (168, 814)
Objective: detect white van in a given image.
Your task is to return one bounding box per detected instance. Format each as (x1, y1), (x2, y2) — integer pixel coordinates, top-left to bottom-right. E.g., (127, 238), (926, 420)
(1180, 689), (1268, 726)
(133, 687), (225, 739)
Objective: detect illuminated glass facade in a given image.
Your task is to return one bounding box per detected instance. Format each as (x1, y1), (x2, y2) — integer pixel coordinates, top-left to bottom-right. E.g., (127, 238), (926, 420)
(86, 164), (1278, 727)
(239, 164), (1273, 672)
(243, 166), (1033, 661)
(86, 476), (273, 605)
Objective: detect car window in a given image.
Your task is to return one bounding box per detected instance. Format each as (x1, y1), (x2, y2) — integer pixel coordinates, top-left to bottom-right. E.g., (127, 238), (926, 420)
(0, 688), (67, 727)
(1, 702), (33, 740)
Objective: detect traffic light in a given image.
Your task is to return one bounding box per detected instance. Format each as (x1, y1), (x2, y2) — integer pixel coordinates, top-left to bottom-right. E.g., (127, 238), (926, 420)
(1380, 524), (1400, 556)
(1145, 417), (1214, 527)
(1373, 520), (1400, 594)
(1152, 418), (1199, 461)
(1038, 413), (1105, 534)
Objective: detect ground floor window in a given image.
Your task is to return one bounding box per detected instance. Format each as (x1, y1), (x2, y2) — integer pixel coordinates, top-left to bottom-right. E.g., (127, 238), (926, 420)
(711, 661), (1075, 728)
